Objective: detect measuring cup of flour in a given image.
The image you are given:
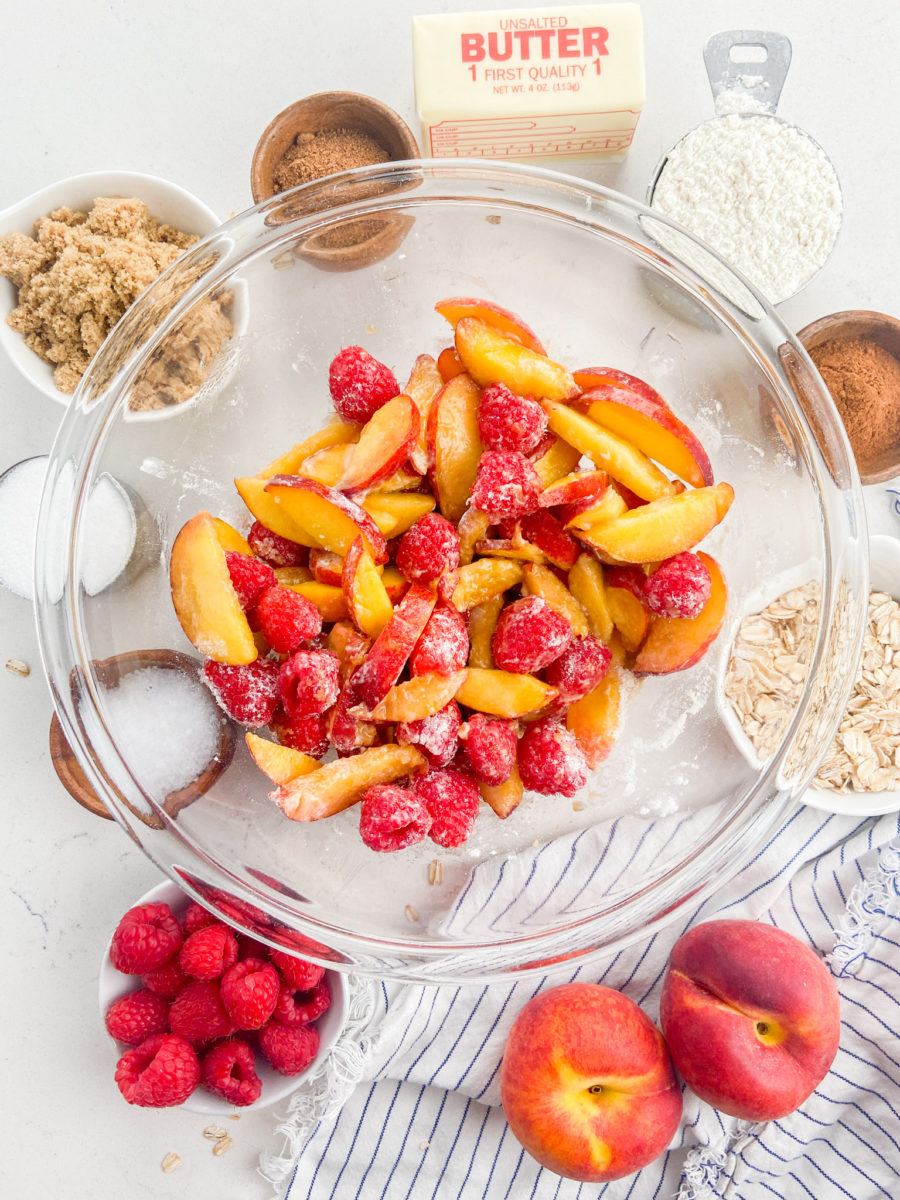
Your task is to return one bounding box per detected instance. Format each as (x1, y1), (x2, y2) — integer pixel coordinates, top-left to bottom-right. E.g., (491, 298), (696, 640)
(647, 31), (842, 308)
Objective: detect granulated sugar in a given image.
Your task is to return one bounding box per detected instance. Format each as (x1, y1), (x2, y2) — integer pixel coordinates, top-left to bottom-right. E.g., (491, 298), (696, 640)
(651, 114), (842, 303)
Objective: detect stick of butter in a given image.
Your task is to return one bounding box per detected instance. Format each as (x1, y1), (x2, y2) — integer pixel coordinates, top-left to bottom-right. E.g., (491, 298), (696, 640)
(412, 4), (645, 164)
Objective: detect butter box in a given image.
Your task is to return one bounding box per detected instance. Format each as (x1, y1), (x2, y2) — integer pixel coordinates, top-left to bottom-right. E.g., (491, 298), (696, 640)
(412, 4), (645, 163)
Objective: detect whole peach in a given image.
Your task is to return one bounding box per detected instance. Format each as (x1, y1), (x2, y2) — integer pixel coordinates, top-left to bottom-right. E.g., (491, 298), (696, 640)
(660, 919), (840, 1121)
(500, 982), (682, 1182)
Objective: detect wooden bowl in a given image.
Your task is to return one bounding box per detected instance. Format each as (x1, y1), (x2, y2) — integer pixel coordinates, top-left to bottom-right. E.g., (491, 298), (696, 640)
(797, 310), (900, 485)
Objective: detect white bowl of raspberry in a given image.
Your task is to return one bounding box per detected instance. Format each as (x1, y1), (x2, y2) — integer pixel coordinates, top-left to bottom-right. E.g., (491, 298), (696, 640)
(99, 881), (349, 1113)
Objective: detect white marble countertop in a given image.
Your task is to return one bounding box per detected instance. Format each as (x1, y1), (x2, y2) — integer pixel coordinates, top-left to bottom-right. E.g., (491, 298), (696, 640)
(2, 1), (899, 1196)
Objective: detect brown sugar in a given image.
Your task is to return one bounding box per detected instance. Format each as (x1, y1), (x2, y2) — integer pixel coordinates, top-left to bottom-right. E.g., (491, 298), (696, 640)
(272, 128), (390, 192)
(809, 336), (900, 461)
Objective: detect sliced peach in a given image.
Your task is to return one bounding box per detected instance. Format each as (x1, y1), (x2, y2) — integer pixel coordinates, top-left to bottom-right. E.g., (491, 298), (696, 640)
(211, 518), (252, 556)
(435, 296), (547, 354)
(378, 465), (426, 493)
(245, 732), (320, 786)
(281, 580), (349, 622)
(274, 565), (314, 586)
(403, 354), (443, 474)
(337, 394), (421, 495)
(361, 492), (436, 538)
(605, 584), (650, 653)
(381, 566), (410, 604)
(467, 594), (505, 669)
(456, 668), (557, 718)
(458, 507), (492, 566)
(520, 562), (589, 637)
(326, 619), (372, 680)
(474, 538), (546, 563)
(309, 549), (345, 587)
(452, 558), (524, 611)
(533, 436), (583, 487)
(519, 510), (579, 570)
(352, 582), (436, 710)
(634, 553), (728, 675)
(426, 372), (483, 524)
(234, 475), (320, 548)
(272, 744), (427, 822)
(170, 511), (257, 664)
(538, 469), (608, 510)
(542, 399), (676, 503)
(437, 346), (466, 383)
(568, 553), (615, 643)
(264, 475), (388, 564)
(455, 317), (577, 400)
(566, 668), (621, 767)
(343, 536), (393, 639)
(297, 443), (355, 487)
(364, 670), (466, 723)
(479, 763), (524, 819)
(563, 486), (628, 532)
(575, 483), (734, 564)
(252, 420), (359, 480)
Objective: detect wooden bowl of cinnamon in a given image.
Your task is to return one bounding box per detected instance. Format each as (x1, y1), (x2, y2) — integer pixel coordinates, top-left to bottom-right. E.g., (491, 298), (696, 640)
(798, 310), (900, 486)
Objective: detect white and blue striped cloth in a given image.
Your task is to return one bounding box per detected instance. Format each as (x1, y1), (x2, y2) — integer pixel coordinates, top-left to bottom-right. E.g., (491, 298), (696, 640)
(278, 803), (900, 1199)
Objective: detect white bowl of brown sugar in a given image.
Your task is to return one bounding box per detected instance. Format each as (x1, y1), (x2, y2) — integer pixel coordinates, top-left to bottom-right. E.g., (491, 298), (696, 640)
(0, 171), (222, 407)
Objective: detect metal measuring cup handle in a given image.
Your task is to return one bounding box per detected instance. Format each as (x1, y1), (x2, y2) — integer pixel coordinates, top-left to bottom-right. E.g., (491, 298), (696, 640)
(703, 30), (792, 115)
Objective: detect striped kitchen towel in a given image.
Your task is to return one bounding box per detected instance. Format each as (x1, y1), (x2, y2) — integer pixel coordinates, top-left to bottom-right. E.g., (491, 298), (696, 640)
(269, 802), (900, 1200)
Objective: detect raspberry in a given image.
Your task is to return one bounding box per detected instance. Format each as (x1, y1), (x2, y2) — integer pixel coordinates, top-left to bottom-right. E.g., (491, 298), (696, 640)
(492, 596), (573, 674)
(115, 1033), (200, 1107)
(183, 902), (218, 936)
(395, 513), (461, 583)
(644, 552), (712, 619)
(178, 923), (239, 981)
(477, 384), (547, 454)
(105, 989), (171, 1046)
(169, 980), (234, 1043)
(470, 450), (542, 520)
(220, 958), (280, 1030)
(518, 718), (588, 797)
(409, 604), (468, 676)
(258, 1021), (320, 1076)
(328, 346), (399, 424)
(247, 520), (309, 569)
(544, 636), (612, 704)
(359, 784), (432, 852)
(256, 585), (322, 654)
(202, 657), (281, 727)
(270, 951), (325, 992)
(270, 707), (330, 758)
(278, 649), (341, 719)
(141, 959), (187, 999)
(412, 766), (480, 848)
(200, 1039), (262, 1107)
(396, 700), (461, 767)
(225, 551), (276, 614)
(273, 976), (332, 1026)
(462, 714), (518, 786)
(110, 902), (183, 974)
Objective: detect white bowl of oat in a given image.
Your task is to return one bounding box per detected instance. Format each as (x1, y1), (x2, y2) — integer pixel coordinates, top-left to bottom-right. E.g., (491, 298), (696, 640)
(0, 171), (222, 407)
(720, 535), (900, 816)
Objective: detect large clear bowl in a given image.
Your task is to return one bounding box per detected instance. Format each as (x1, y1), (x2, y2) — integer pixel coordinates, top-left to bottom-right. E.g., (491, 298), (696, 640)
(35, 162), (868, 984)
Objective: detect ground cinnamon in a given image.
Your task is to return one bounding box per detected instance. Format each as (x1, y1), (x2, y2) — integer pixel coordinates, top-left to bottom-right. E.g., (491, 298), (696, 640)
(809, 336), (900, 462)
(272, 128), (389, 191)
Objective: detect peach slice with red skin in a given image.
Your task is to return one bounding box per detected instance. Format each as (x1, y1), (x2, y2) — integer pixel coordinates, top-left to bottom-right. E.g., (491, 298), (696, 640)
(326, 619), (372, 680)
(263, 475), (388, 564)
(352, 582), (436, 710)
(426, 372), (483, 524)
(245, 732), (320, 786)
(297, 443), (354, 487)
(474, 538), (547, 564)
(566, 667), (621, 767)
(533, 436), (584, 487)
(479, 763), (524, 819)
(337, 393), (421, 495)
(170, 511), (258, 665)
(381, 566), (410, 604)
(455, 317), (577, 401)
(234, 475), (321, 548)
(362, 670), (466, 723)
(361, 492), (436, 538)
(252, 420), (359, 480)
(452, 558), (524, 610)
(568, 553), (615, 644)
(281, 579), (349, 623)
(519, 510), (579, 570)
(437, 346), (466, 383)
(467, 594), (505, 668)
(342, 536), (394, 640)
(578, 484), (734, 565)
(539, 470), (608, 510)
(456, 668), (557, 719)
(310, 549), (344, 587)
(272, 744), (427, 822)
(562, 486), (628, 532)
(634, 553), (727, 674)
(435, 296), (547, 355)
(403, 354), (444, 474)
(457, 507), (492, 566)
(604, 584), (650, 654)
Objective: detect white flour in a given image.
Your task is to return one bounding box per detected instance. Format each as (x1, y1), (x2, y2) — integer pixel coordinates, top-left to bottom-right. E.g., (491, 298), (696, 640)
(651, 113), (842, 304)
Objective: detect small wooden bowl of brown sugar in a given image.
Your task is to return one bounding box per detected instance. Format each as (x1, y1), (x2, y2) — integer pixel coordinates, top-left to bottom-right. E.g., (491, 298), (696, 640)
(798, 310), (900, 485)
(250, 91), (419, 270)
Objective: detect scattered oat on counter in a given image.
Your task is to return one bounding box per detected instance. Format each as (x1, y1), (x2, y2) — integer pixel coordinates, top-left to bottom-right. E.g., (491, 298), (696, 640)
(5, 658), (30, 677)
(160, 1152), (182, 1173)
(428, 859), (443, 886)
(212, 1135), (233, 1157)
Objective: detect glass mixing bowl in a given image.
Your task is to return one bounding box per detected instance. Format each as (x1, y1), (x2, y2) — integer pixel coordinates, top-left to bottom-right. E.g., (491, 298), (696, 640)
(36, 161), (868, 984)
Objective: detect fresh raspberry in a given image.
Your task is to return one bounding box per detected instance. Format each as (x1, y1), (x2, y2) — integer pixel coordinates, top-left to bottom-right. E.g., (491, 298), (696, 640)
(395, 513), (460, 583)
(220, 958), (280, 1030)
(643, 552), (712, 619)
(409, 604), (468, 676)
(470, 450), (542, 520)
(412, 766), (480, 848)
(396, 700), (461, 767)
(492, 596), (573, 674)
(270, 707), (330, 758)
(178, 923), (239, 981)
(140, 959), (188, 999)
(518, 718), (588, 797)
(247, 520), (309, 569)
(202, 657), (281, 727)
(605, 564), (648, 600)
(105, 989), (171, 1047)
(273, 976), (332, 1026)
(255, 585), (323, 654)
(278, 650), (341, 719)
(200, 1039), (262, 1107)
(169, 980), (234, 1043)
(462, 714), (518, 786)
(477, 384), (547, 454)
(183, 902), (218, 936)
(359, 784), (432, 852)
(110, 902), (183, 974)
(258, 1021), (320, 1076)
(270, 951), (325, 992)
(328, 346), (398, 424)
(544, 636), (612, 704)
(225, 551), (276, 614)
(115, 1033), (200, 1107)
